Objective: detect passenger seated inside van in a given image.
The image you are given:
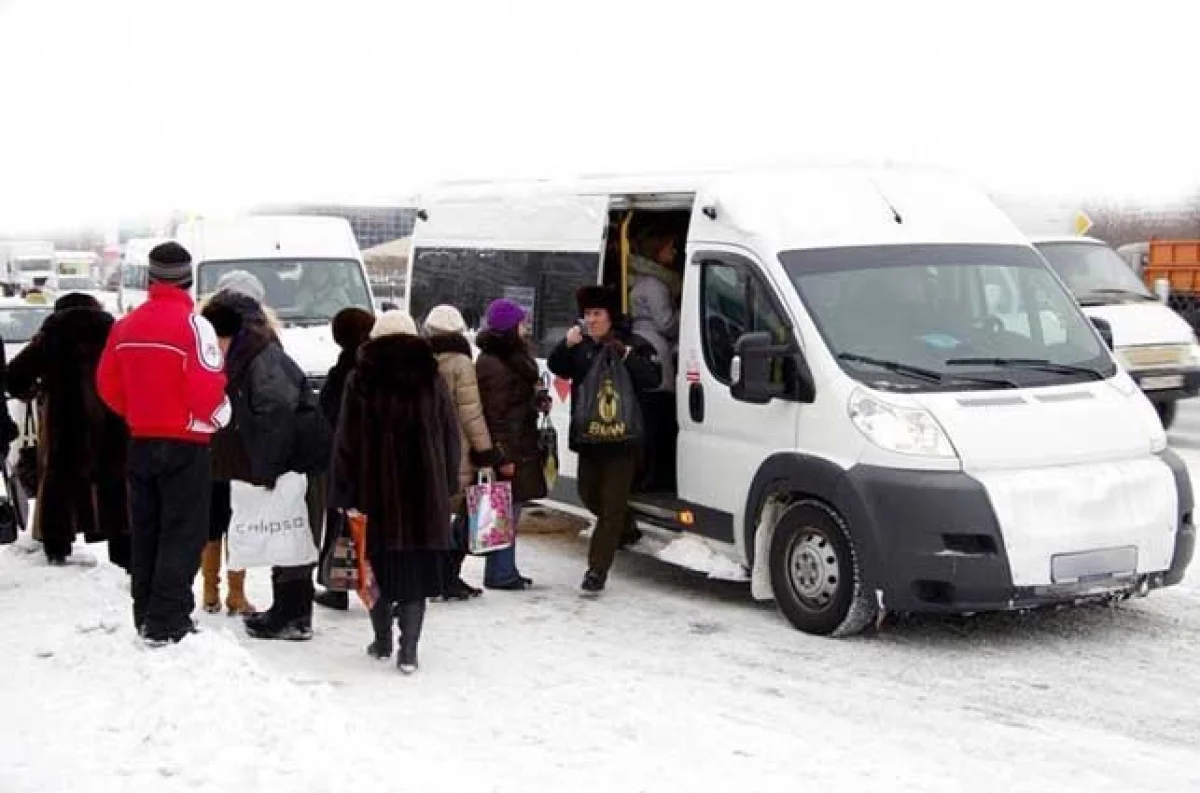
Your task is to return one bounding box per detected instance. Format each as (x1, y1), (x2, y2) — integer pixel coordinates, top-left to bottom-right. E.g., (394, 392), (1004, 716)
(295, 266), (352, 320)
(628, 226), (682, 494)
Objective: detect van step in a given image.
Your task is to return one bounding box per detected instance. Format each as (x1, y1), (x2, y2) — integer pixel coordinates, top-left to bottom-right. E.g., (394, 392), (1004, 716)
(627, 493), (735, 544)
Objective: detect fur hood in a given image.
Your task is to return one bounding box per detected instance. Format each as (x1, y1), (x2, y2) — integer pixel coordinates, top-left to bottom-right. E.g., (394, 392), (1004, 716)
(197, 292), (283, 336)
(356, 334), (440, 391)
(427, 332), (473, 359)
(476, 329), (539, 383)
(475, 328), (522, 357)
(39, 305), (114, 349)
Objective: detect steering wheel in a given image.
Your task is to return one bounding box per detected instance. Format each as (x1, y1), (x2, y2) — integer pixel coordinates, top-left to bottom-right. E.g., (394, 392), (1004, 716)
(973, 315), (1004, 334)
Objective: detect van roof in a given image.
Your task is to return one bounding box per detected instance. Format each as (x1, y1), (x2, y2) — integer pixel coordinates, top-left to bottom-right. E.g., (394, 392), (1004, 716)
(173, 215), (362, 263)
(417, 165), (1026, 251)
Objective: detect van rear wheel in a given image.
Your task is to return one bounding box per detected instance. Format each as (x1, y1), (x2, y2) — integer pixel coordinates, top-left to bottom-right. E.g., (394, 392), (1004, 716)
(769, 502), (875, 637)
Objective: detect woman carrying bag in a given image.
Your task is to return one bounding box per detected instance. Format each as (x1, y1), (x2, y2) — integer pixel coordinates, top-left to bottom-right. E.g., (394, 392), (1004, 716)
(423, 304), (503, 600)
(329, 310), (461, 674)
(202, 287), (332, 641)
(474, 298), (551, 591)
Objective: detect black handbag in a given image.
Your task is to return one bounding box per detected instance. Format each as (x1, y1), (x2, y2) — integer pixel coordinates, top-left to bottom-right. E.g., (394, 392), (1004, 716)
(317, 511), (361, 592)
(15, 402), (38, 497)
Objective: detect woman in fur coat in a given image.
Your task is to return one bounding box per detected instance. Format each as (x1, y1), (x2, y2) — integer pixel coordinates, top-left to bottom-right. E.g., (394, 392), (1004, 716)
(329, 310), (461, 673)
(8, 293), (130, 568)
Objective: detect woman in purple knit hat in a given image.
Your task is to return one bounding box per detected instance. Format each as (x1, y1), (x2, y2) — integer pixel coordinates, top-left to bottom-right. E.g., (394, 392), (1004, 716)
(473, 298), (551, 590)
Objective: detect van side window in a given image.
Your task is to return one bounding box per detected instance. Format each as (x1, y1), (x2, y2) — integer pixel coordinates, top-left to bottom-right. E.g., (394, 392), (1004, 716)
(700, 258), (789, 384)
(409, 248), (599, 357)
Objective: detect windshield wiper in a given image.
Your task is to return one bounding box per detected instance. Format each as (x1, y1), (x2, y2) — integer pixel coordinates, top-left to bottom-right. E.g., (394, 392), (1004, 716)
(838, 352), (1018, 389)
(946, 357), (1105, 380)
(838, 353), (944, 383)
(1078, 288), (1157, 305)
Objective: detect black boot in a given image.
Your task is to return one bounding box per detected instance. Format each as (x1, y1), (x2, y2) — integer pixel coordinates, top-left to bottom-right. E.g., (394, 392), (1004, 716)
(366, 600), (393, 659)
(396, 600), (426, 674)
(245, 576), (313, 641)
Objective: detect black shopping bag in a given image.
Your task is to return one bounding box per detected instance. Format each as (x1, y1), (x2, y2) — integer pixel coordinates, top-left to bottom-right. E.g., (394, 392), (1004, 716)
(569, 346), (644, 447)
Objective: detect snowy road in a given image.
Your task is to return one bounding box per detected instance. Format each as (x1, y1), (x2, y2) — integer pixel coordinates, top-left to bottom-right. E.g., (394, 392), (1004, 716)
(4, 408), (1200, 791)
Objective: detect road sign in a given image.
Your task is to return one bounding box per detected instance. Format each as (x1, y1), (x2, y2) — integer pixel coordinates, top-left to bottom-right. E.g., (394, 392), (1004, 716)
(1073, 210), (1094, 236)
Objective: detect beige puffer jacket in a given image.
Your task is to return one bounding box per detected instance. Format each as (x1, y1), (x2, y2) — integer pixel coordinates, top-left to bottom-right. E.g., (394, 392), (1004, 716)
(430, 334), (497, 493)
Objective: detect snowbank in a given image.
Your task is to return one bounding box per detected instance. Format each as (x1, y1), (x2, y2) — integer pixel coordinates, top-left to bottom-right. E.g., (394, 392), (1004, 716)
(0, 540), (400, 793)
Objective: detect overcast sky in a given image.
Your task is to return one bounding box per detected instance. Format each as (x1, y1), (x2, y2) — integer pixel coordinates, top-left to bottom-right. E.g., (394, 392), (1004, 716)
(1, 0), (1198, 234)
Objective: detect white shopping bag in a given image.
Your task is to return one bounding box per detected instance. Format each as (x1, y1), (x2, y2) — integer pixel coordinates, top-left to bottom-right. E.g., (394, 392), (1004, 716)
(226, 472), (318, 569)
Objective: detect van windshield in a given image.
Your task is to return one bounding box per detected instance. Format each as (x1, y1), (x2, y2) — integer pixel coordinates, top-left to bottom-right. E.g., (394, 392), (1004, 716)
(16, 258), (52, 272)
(1033, 241), (1156, 305)
(782, 244), (1116, 391)
(196, 258), (372, 326)
(56, 276), (96, 291)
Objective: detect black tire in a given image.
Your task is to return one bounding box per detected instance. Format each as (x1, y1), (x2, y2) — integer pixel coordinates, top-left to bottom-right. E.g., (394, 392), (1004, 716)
(768, 501), (876, 637)
(1155, 401), (1178, 430)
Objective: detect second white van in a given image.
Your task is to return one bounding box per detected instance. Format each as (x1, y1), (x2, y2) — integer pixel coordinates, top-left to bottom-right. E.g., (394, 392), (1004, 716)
(174, 215), (375, 392)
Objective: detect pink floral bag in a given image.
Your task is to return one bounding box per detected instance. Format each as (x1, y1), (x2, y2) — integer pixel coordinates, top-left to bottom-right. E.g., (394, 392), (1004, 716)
(465, 471), (514, 555)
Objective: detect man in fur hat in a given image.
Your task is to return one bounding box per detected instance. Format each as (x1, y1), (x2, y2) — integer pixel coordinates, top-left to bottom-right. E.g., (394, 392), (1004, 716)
(548, 284), (661, 594)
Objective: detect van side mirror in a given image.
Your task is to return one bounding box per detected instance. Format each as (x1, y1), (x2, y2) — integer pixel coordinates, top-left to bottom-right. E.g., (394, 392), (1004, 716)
(1090, 316), (1114, 350)
(730, 331), (816, 405)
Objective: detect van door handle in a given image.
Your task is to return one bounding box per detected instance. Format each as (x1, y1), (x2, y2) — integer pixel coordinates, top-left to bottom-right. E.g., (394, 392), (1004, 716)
(689, 382), (705, 423)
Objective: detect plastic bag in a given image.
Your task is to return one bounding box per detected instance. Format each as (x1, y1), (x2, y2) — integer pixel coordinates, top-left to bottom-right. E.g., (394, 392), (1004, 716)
(538, 413), (559, 491)
(466, 471), (514, 555)
(345, 510), (381, 610)
(227, 472), (318, 569)
(569, 346), (644, 447)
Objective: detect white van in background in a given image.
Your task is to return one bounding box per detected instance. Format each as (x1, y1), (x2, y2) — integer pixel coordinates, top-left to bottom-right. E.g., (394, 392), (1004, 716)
(117, 237), (169, 314)
(174, 215), (375, 391)
(408, 166), (1194, 636)
(1031, 236), (1200, 429)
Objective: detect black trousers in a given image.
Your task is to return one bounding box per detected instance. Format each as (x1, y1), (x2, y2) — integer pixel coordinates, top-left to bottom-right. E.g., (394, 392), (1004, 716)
(578, 446), (640, 575)
(129, 440), (211, 640)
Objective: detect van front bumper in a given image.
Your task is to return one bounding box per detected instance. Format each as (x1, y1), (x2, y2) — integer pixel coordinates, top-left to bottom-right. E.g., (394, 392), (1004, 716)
(1129, 366), (1200, 402)
(834, 453), (1195, 615)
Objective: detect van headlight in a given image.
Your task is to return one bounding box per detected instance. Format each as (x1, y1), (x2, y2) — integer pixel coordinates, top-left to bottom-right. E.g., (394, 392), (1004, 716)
(848, 388), (957, 459)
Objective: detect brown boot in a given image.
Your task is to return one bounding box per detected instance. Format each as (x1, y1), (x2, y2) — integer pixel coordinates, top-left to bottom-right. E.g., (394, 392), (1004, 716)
(225, 569), (256, 616)
(200, 541), (222, 613)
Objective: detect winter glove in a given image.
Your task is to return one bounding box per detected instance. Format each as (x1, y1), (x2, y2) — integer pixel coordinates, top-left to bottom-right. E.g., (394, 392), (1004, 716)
(470, 447), (504, 469)
(534, 390), (553, 415)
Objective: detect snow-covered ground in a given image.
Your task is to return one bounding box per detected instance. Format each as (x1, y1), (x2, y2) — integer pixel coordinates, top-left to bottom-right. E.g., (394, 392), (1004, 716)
(4, 410), (1200, 791)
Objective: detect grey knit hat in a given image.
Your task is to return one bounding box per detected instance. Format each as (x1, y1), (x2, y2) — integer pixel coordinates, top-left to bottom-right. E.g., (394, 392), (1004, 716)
(148, 242), (193, 289)
(215, 269), (266, 304)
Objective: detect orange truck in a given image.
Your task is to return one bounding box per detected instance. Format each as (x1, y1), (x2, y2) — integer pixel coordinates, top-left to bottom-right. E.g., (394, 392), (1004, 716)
(1142, 240), (1200, 329)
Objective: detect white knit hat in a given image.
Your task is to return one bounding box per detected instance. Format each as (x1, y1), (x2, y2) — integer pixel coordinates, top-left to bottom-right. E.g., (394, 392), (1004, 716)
(423, 304), (467, 335)
(370, 309), (419, 339)
(216, 270), (266, 304)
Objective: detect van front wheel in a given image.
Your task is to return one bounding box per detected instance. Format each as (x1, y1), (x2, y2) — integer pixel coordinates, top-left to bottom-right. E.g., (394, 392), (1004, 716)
(1155, 400), (1178, 430)
(769, 502), (875, 637)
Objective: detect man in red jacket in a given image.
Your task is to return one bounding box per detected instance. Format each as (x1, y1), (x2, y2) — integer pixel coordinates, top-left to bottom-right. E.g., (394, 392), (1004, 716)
(98, 241), (231, 645)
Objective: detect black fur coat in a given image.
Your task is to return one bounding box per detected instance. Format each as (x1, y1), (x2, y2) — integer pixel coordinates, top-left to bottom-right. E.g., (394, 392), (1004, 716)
(329, 334), (461, 554)
(8, 306), (130, 562)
